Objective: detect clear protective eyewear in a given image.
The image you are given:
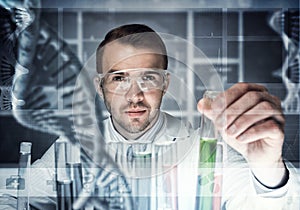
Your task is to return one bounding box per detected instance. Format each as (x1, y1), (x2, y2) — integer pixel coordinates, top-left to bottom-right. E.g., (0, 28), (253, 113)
(99, 68), (169, 94)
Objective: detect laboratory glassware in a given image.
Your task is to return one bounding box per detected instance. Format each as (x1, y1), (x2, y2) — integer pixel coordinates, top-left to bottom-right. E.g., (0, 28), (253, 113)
(55, 138), (72, 210)
(154, 141), (178, 210)
(17, 141), (32, 210)
(195, 91), (224, 210)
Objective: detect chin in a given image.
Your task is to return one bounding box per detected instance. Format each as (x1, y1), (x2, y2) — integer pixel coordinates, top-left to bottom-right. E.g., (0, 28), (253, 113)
(129, 123), (148, 133)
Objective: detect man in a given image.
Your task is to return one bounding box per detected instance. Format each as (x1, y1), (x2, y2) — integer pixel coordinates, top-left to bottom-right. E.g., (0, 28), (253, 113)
(30, 24), (299, 209)
(93, 23), (299, 209)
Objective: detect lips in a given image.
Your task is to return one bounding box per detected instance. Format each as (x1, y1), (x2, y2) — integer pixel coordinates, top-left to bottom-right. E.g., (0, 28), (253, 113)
(125, 109), (147, 117)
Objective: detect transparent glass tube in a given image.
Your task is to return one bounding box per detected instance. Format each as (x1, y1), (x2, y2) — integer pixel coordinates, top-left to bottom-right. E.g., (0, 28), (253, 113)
(107, 142), (152, 210)
(154, 141), (178, 210)
(195, 91), (223, 210)
(17, 142), (32, 210)
(66, 143), (83, 203)
(55, 138), (72, 210)
(130, 143), (152, 210)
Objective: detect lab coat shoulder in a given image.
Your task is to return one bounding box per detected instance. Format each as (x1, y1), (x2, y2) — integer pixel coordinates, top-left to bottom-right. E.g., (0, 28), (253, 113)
(156, 112), (195, 141)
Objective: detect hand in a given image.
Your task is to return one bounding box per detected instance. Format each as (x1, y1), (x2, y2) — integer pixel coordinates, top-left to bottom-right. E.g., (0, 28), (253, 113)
(197, 83), (287, 188)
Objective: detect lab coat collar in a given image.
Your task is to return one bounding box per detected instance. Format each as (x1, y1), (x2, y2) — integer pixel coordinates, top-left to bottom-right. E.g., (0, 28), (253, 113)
(155, 112), (192, 143)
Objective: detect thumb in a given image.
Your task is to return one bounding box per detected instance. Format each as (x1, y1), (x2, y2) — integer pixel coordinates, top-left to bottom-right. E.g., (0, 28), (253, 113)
(197, 98), (215, 119)
(197, 98), (205, 113)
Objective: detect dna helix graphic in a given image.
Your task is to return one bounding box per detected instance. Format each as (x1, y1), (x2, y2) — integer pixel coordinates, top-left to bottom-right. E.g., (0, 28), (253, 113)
(269, 9), (300, 113)
(0, 1), (134, 209)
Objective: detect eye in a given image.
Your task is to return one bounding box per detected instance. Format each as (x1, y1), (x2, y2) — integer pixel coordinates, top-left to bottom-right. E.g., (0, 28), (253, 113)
(142, 74), (157, 81)
(111, 75), (126, 82)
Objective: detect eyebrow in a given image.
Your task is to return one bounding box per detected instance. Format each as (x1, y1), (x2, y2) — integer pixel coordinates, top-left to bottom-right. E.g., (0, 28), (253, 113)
(107, 69), (120, 73)
(106, 68), (163, 75)
(105, 69), (128, 76)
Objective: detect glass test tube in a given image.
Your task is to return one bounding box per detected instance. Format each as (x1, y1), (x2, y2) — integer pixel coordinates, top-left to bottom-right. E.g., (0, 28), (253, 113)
(195, 91), (223, 210)
(55, 138), (72, 210)
(131, 142), (152, 210)
(66, 143), (83, 204)
(108, 142), (152, 210)
(103, 142), (127, 210)
(17, 142), (32, 210)
(154, 141), (178, 210)
(212, 142), (224, 210)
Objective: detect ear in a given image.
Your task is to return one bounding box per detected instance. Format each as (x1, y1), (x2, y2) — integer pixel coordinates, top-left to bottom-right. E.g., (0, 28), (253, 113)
(94, 76), (103, 98)
(163, 73), (170, 95)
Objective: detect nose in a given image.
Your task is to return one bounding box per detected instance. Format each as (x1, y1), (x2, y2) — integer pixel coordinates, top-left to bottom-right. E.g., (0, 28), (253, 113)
(125, 79), (144, 103)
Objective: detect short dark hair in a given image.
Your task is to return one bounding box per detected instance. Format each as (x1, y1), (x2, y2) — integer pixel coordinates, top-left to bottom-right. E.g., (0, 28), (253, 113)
(96, 24), (168, 73)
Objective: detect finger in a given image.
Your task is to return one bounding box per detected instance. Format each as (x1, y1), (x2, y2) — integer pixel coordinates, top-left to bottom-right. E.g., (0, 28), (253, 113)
(211, 83), (267, 112)
(197, 93), (224, 121)
(226, 108), (284, 140)
(236, 119), (284, 144)
(215, 91), (284, 131)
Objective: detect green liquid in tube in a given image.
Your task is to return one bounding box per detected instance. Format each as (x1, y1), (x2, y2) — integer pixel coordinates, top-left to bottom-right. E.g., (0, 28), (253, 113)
(196, 138), (217, 210)
(196, 90), (220, 210)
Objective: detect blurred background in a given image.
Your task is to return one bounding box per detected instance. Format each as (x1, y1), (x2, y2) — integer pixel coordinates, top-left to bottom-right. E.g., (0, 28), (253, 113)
(0, 0), (299, 169)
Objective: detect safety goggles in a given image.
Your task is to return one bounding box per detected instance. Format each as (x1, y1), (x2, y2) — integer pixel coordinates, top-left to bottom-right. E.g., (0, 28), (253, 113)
(99, 68), (169, 94)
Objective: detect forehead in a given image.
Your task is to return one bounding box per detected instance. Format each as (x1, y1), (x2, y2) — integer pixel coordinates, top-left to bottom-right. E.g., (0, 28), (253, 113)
(101, 42), (164, 74)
